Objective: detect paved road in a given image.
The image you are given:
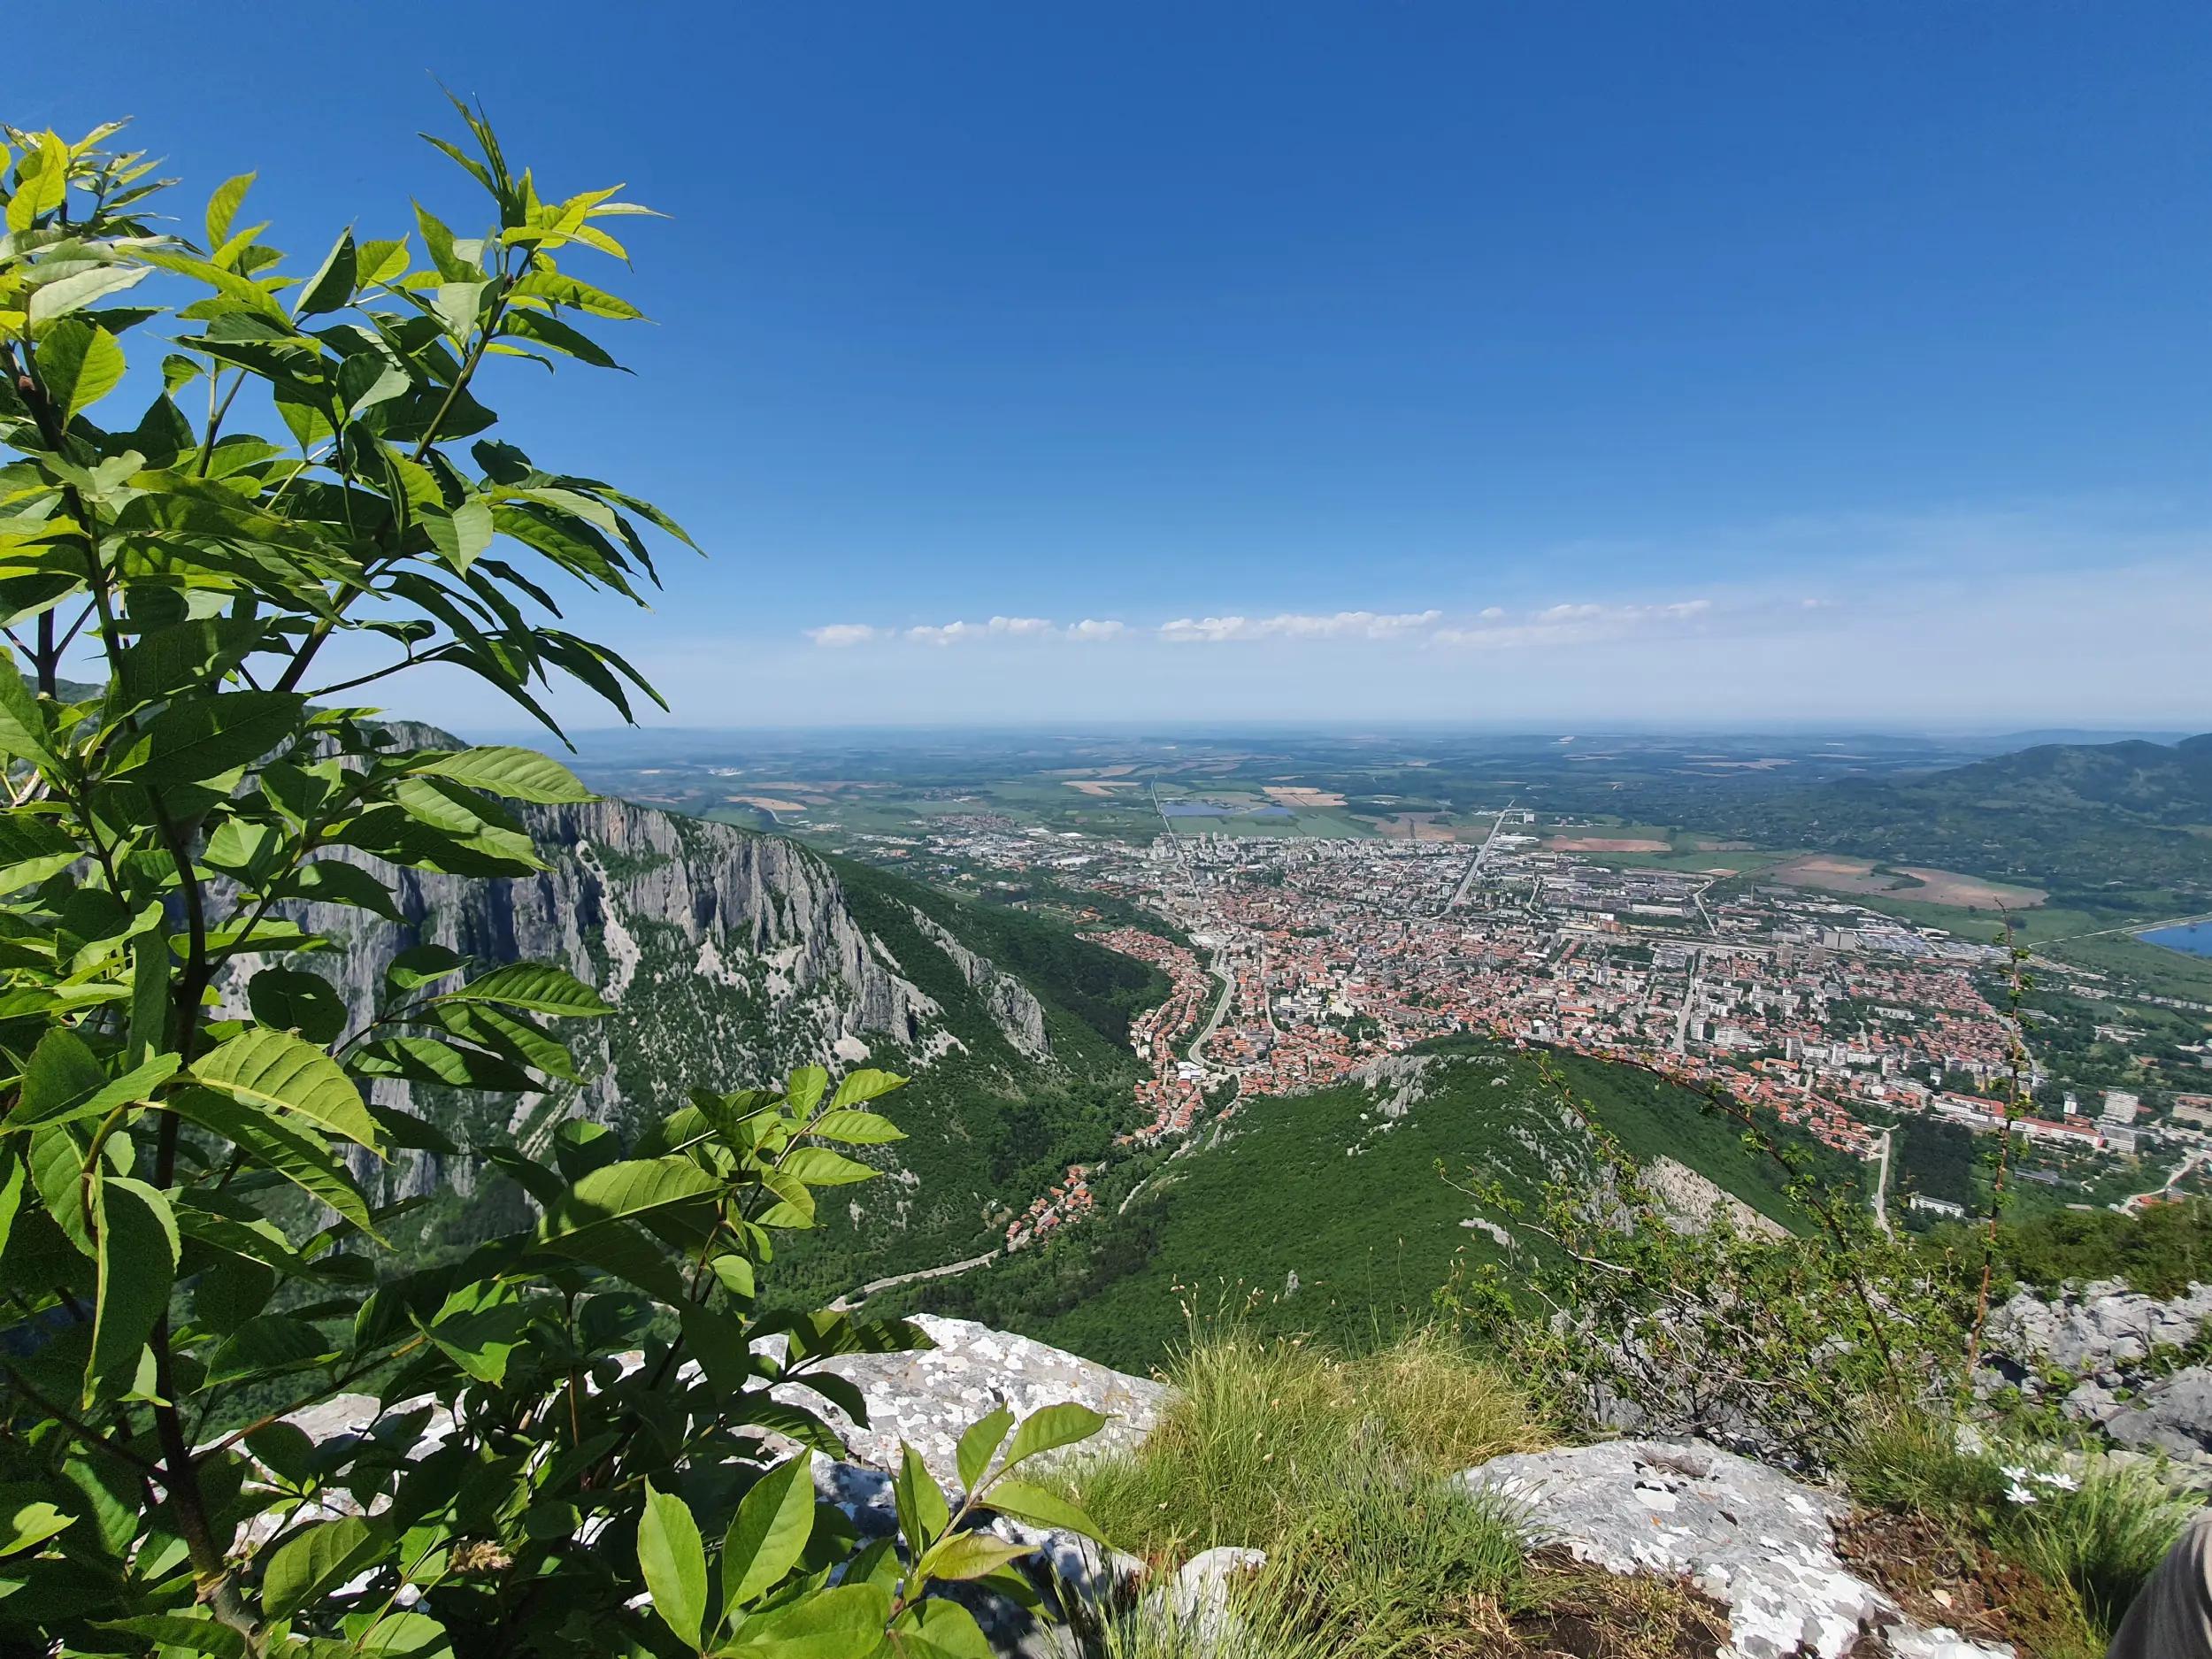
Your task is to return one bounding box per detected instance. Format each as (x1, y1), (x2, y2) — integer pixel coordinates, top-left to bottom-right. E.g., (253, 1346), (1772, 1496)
(1673, 947), (1703, 1055)
(2038, 910), (2212, 947)
(1187, 957), (1238, 1067)
(1446, 799), (1517, 912)
(2118, 1147), (2212, 1214)
(829, 1249), (1000, 1311)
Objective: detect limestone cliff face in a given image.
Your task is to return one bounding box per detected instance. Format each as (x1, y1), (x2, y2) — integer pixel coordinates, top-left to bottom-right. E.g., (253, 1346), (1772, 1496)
(906, 906), (1050, 1061)
(247, 757), (1052, 1200)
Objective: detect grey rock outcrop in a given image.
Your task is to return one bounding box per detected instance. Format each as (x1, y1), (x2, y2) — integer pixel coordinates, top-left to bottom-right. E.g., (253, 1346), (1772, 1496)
(1984, 1279), (2212, 1377)
(1459, 1440), (2010, 1659)
(908, 908), (1051, 1061)
(2105, 1367), (2212, 1463)
(774, 1313), (1169, 1489)
(235, 762), (1079, 1201)
(1979, 1279), (2212, 1470)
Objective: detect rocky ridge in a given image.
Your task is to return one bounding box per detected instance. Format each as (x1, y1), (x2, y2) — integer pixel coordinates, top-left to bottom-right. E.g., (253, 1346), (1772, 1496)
(249, 733), (1056, 1200)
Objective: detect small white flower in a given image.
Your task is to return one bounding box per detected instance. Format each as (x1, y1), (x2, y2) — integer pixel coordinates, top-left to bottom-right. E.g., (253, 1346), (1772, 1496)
(2005, 1482), (2037, 1505)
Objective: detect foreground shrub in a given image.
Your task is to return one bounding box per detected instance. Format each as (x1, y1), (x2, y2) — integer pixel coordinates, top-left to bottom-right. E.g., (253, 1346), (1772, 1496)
(0, 112), (1099, 1656)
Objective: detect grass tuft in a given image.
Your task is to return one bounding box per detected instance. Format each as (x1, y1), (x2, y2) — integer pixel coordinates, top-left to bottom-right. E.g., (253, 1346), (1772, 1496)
(1065, 1322), (1545, 1564)
(1839, 1404), (2199, 1649)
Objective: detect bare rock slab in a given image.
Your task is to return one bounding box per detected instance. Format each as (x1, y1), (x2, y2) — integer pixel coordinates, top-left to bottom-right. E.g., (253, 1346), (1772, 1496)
(1460, 1440), (2010, 1659)
(779, 1313), (1171, 1488)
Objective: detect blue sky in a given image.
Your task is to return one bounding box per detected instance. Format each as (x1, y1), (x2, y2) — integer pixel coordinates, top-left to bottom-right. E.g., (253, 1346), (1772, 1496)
(28, 2), (2211, 730)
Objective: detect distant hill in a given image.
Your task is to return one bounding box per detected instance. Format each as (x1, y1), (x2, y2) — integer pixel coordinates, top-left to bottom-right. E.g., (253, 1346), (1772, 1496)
(1924, 733), (2212, 823)
(1640, 733), (2212, 913)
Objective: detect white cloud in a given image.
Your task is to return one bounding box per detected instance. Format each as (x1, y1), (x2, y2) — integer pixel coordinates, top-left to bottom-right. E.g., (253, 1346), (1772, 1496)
(1432, 598), (1713, 649)
(906, 622), (977, 647)
(1069, 618), (1128, 641)
(902, 616), (1059, 646)
(1158, 609), (1442, 644)
(805, 623), (881, 648)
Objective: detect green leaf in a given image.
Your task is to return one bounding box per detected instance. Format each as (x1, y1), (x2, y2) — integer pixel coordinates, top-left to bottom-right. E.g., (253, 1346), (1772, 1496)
(955, 1407), (1012, 1493)
(722, 1451), (815, 1608)
(778, 1148), (877, 1187)
(88, 1177), (178, 1400)
(26, 262), (151, 328)
(33, 320), (126, 422)
(206, 173), (257, 249)
(431, 280), (488, 342)
(261, 1515), (381, 1619)
(534, 1156), (718, 1247)
(205, 1313), (334, 1386)
(501, 308), (620, 369)
(412, 204), (474, 281)
(915, 1531), (1033, 1586)
(168, 1088), (377, 1234)
(0, 1154), (24, 1261)
(99, 1615), (246, 1657)
(246, 968), (348, 1046)
(889, 1600), (995, 1659)
(807, 1110), (905, 1146)
(637, 1480), (707, 1650)
(510, 268), (643, 319)
(295, 230), (357, 316)
(729, 1581), (893, 1659)
(982, 1479), (1102, 1540)
(785, 1066), (828, 1116)
(421, 498), (494, 572)
(288, 857), (407, 923)
(352, 1034), (532, 1094)
(7, 1038), (179, 1132)
(0, 650), (54, 767)
(110, 691), (306, 786)
(411, 746), (593, 804)
(1003, 1402), (1107, 1471)
(0, 1486), (75, 1557)
(893, 1443), (949, 1555)
(829, 1069), (905, 1109)
(6, 134), (68, 233)
(441, 961), (610, 1017)
(709, 1252), (756, 1300)
(0, 812), (79, 894)
(28, 1124), (92, 1254)
(385, 943), (463, 992)
(191, 1027), (380, 1151)
(418, 1287), (532, 1385)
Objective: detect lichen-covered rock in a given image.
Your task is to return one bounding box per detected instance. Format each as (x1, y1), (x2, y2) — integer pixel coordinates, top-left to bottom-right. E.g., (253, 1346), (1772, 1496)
(2104, 1366), (2212, 1463)
(775, 1313), (1170, 1489)
(1984, 1279), (2212, 1378)
(1978, 1279), (2212, 1472)
(1459, 1440), (2010, 1659)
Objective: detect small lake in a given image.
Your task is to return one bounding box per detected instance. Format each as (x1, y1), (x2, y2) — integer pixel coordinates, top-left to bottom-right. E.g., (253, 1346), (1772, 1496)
(2139, 921), (2212, 958)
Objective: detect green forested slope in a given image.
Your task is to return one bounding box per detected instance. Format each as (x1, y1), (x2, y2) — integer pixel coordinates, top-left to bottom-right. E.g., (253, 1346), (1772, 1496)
(890, 1039), (1823, 1371)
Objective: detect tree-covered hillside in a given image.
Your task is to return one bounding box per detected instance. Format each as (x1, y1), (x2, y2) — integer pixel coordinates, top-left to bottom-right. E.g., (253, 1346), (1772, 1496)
(887, 1039), (1826, 1371)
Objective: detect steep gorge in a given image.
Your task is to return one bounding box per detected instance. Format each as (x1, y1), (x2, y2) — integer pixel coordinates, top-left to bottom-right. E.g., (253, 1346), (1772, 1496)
(235, 750), (1148, 1298)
